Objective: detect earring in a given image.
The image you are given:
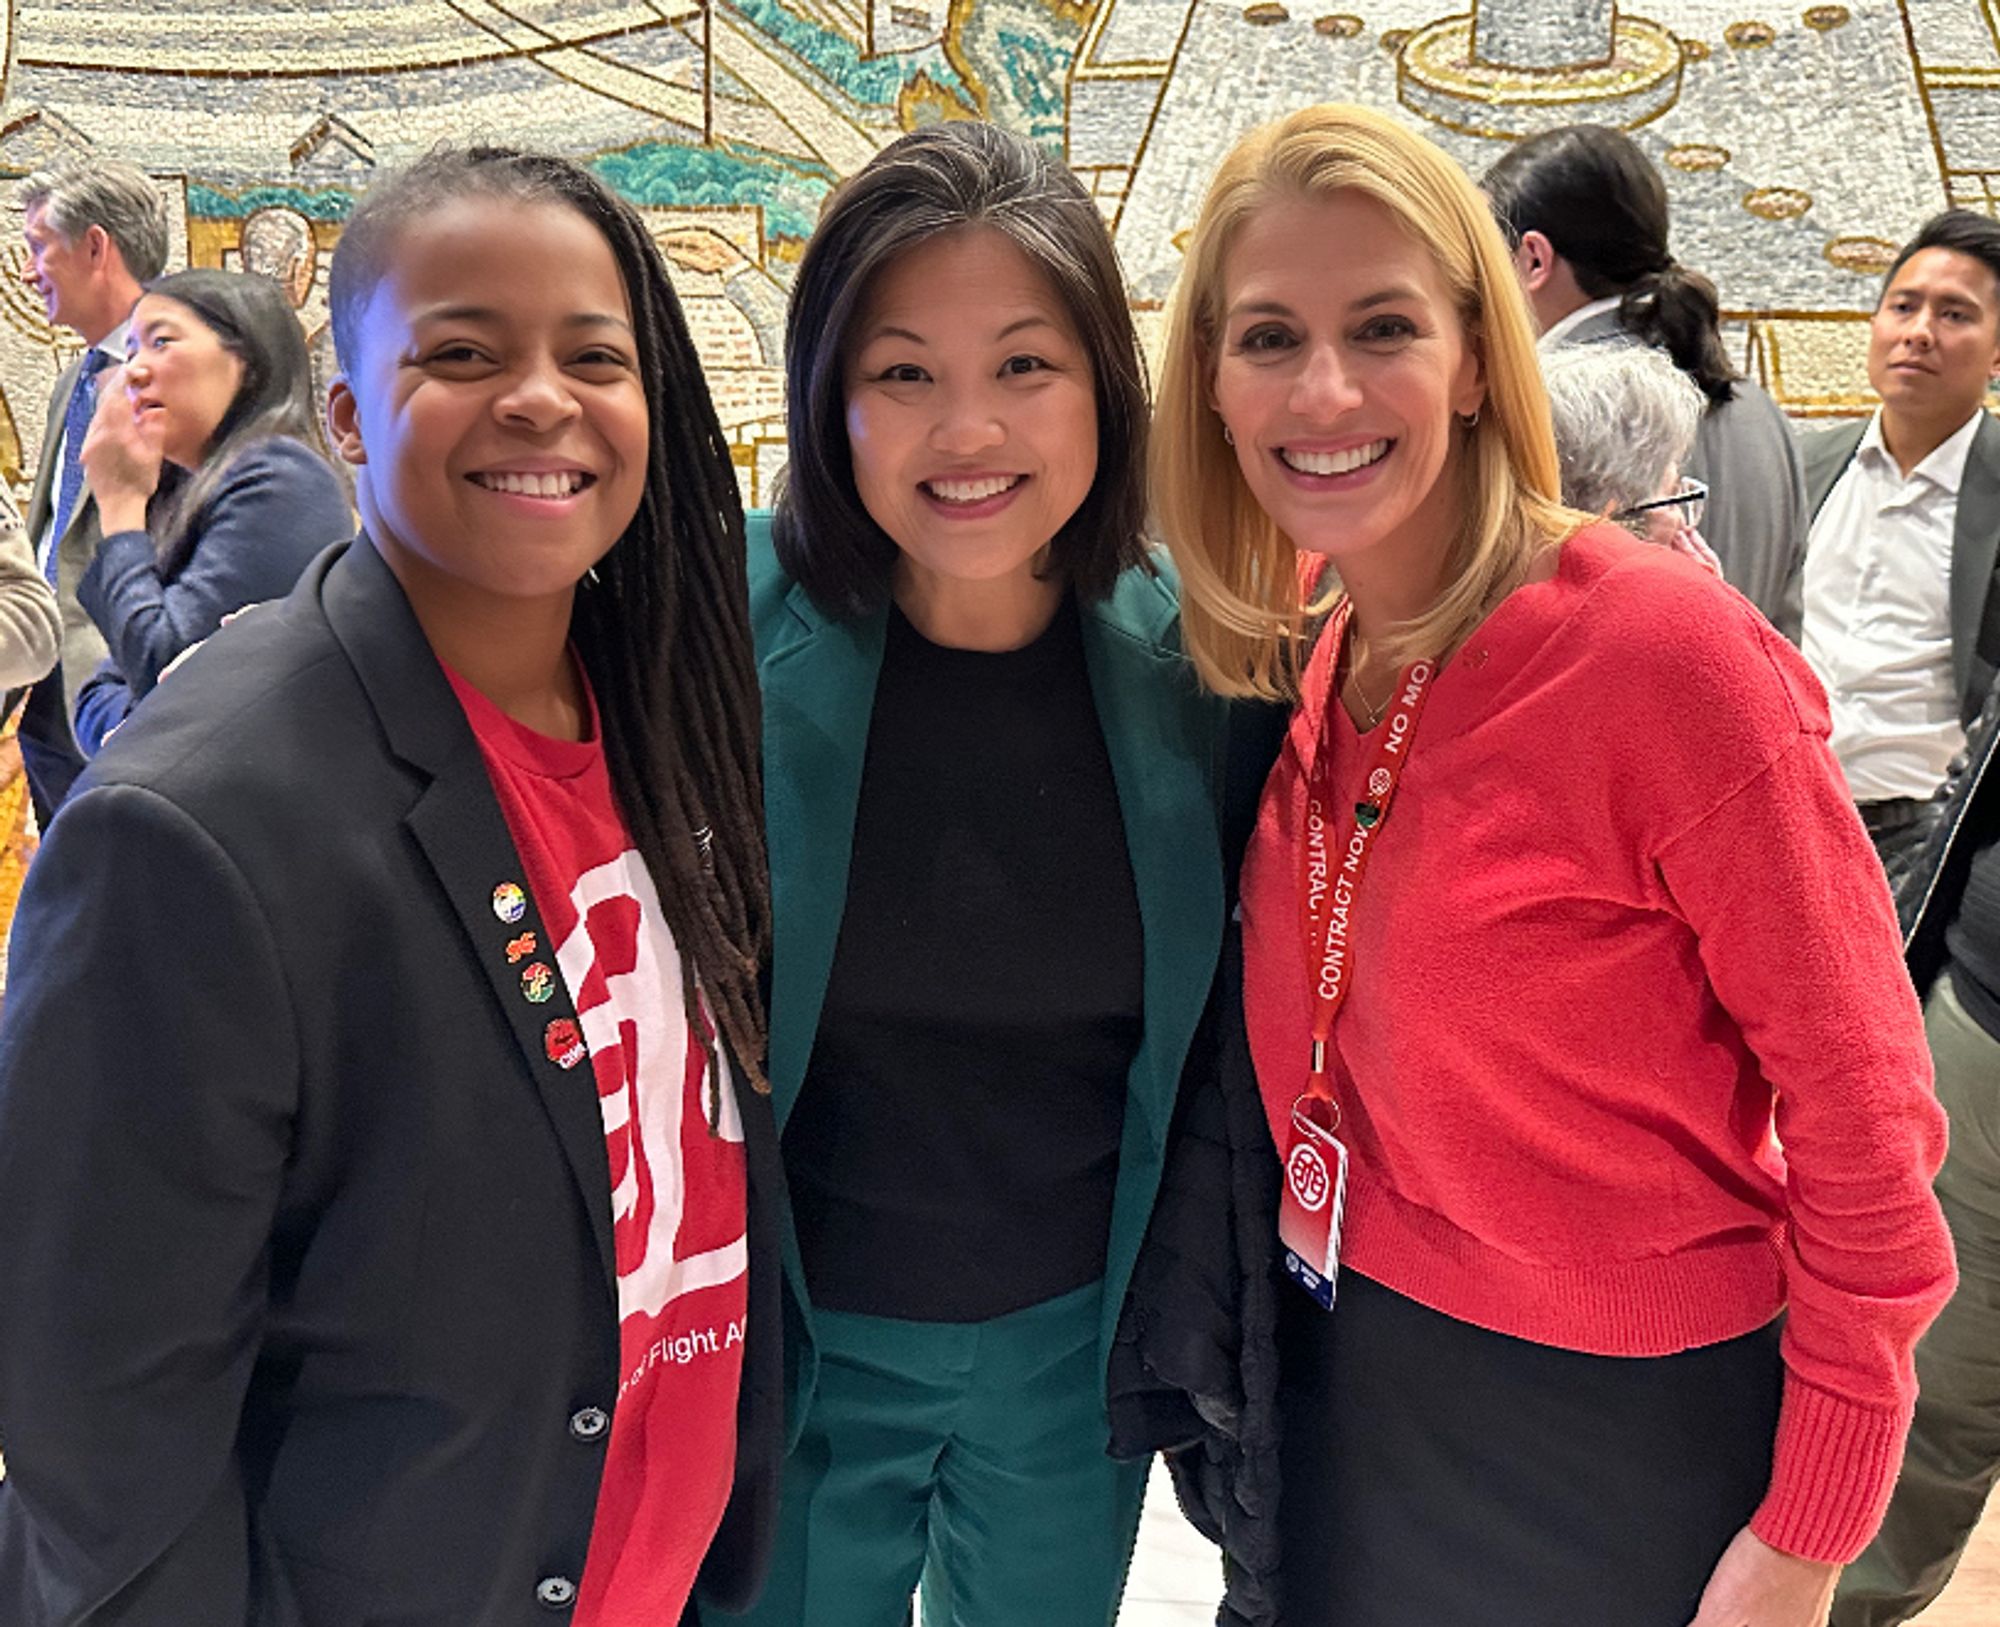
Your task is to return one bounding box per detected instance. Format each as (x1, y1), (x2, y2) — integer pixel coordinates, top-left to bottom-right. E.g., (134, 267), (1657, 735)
(1223, 424), (1235, 445)
(1458, 407), (1481, 430)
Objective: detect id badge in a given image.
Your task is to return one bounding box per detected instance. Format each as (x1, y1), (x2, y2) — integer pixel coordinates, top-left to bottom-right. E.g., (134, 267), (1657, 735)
(1278, 1095), (1349, 1311)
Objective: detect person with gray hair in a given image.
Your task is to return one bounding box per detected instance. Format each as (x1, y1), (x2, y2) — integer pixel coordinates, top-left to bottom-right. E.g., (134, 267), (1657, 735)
(1483, 125), (1808, 640)
(14, 156), (171, 822)
(1543, 341), (1719, 571)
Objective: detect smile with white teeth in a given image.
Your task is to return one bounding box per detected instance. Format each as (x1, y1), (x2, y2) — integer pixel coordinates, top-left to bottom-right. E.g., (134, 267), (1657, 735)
(924, 474), (1022, 505)
(1280, 439), (1391, 477)
(471, 470), (592, 499)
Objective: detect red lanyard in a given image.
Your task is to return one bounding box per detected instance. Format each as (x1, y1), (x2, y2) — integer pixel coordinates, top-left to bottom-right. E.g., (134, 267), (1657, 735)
(1296, 604), (1436, 1106)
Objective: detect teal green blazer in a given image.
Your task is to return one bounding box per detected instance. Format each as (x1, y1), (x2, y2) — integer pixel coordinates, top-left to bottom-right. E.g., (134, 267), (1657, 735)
(748, 512), (1227, 1439)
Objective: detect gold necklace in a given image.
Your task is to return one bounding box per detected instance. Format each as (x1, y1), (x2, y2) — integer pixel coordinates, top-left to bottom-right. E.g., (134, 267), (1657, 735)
(1344, 646), (1389, 728)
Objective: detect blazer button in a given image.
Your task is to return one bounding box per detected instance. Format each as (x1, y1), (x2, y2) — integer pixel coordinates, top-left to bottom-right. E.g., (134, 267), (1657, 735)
(569, 1406), (610, 1442)
(536, 1576), (578, 1610)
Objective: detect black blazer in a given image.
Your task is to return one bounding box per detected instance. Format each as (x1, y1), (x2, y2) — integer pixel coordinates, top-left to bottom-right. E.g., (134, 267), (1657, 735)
(0, 538), (783, 1625)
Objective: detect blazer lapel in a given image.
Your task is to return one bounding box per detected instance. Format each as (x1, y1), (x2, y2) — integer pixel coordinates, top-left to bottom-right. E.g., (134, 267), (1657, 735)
(322, 538), (617, 1289)
(1951, 412), (2000, 708)
(1079, 576), (1225, 1155)
(24, 356), (79, 545)
(1801, 419), (1866, 521)
(402, 765), (618, 1289)
(1078, 570), (1225, 1383)
(757, 584), (885, 1133)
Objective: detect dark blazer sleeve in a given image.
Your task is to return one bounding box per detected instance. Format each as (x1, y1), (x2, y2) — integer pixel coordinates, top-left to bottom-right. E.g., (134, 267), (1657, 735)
(0, 781), (299, 1625)
(71, 655), (133, 758)
(76, 440), (351, 704)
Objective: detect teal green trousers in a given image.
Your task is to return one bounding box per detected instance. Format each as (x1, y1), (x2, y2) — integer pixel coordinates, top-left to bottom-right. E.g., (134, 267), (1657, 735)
(717, 1280), (1149, 1627)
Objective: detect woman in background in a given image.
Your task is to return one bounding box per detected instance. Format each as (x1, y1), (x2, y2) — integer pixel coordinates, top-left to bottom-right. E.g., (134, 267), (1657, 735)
(75, 266), (349, 752)
(1483, 123), (1808, 638)
(1541, 340), (1721, 572)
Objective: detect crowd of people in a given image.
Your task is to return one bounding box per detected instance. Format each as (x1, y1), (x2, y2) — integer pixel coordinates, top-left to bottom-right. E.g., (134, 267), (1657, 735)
(0, 104), (1989, 1627)
(10, 162), (351, 817)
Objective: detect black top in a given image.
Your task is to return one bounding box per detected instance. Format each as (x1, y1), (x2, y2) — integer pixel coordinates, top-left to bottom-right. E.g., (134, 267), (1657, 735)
(1947, 831), (2000, 1039)
(784, 594), (1144, 1323)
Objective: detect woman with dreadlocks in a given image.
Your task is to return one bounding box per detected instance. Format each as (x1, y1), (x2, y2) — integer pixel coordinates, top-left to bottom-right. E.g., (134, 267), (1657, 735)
(715, 121), (1229, 1627)
(0, 148), (784, 1627)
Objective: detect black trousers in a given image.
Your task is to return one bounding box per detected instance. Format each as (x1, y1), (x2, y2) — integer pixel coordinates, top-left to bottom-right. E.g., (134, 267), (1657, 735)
(1859, 795), (1946, 900)
(1276, 1270), (1782, 1627)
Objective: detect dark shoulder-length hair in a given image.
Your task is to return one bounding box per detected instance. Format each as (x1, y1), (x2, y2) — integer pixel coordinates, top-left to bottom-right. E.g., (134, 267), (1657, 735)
(1482, 124), (1739, 407)
(327, 146), (770, 1090)
(1886, 208), (2000, 304)
(140, 267), (325, 577)
(776, 121), (1151, 617)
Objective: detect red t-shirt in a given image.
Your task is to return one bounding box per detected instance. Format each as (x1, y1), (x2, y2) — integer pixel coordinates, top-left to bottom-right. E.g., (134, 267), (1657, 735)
(450, 668), (747, 1625)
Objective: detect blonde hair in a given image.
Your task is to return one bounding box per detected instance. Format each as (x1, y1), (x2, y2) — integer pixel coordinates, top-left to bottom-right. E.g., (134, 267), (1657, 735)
(1152, 103), (1581, 698)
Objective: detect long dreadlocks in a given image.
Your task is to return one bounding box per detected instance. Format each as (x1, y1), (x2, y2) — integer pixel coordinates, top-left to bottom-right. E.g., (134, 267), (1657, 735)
(329, 147), (771, 1090)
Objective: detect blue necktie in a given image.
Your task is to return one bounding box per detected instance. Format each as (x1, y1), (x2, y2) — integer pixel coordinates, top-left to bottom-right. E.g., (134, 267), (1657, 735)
(49, 348), (115, 586)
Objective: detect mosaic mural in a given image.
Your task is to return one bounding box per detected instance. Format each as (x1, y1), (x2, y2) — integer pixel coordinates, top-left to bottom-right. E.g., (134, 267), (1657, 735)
(2, 0), (2000, 507)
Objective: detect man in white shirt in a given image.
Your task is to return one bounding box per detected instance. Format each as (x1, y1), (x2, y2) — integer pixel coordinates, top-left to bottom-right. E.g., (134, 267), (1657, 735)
(1799, 209), (2000, 888)
(1823, 208), (2000, 1627)
(13, 159), (168, 824)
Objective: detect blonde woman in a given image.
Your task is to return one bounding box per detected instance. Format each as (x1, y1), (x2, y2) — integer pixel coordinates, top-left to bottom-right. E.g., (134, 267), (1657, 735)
(1148, 105), (1954, 1627)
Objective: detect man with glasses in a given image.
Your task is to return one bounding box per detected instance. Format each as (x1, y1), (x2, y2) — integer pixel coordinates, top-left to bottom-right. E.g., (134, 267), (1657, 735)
(1800, 208), (2000, 888)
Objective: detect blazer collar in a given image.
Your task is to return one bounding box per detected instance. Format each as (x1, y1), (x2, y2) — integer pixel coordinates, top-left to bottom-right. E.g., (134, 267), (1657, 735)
(757, 558), (1220, 1152)
(1077, 567), (1224, 1153)
(1952, 412), (2000, 703)
(757, 583), (886, 1130)
(320, 537), (620, 1288)
(320, 535), (488, 777)
(1803, 418), (1869, 519)
(1541, 298), (1625, 349)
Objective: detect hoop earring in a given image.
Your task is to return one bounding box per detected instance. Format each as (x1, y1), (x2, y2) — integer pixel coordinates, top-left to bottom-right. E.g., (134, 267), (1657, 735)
(1458, 407), (1481, 430)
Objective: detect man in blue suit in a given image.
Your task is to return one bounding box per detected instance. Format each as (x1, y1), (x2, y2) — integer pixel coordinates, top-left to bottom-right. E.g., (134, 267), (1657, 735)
(13, 158), (169, 824)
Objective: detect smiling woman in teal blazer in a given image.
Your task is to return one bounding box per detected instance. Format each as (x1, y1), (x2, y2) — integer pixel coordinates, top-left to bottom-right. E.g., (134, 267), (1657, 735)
(714, 124), (1225, 1627)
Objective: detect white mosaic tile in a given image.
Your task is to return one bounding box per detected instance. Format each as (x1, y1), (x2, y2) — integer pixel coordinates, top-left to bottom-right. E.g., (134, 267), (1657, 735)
(5, 1), (2000, 480)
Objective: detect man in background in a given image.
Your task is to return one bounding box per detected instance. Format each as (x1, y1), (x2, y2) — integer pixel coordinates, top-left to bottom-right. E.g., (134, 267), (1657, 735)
(1483, 124), (1810, 639)
(1821, 209), (2000, 1627)
(1799, 209), (2000, 892)
(14, 159), (169, 824)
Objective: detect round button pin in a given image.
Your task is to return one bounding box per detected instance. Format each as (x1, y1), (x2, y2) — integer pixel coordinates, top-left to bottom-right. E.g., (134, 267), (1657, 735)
(544, 1018), (588, 1071)
(521, 962), (555, 1004)
(493, 882), (527, 925)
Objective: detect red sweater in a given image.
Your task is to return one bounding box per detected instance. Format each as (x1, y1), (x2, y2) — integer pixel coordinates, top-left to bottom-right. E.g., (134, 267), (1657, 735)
(1242, 525), (1954, 1564)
